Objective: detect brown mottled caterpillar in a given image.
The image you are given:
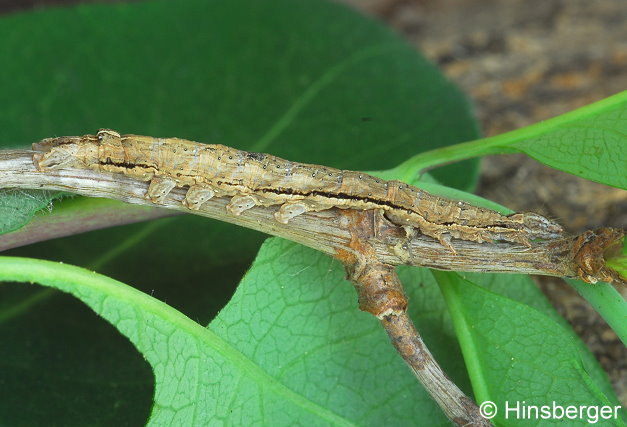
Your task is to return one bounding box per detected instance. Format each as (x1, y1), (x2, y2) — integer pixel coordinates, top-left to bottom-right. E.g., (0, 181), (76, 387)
(32, 129), (563, 252)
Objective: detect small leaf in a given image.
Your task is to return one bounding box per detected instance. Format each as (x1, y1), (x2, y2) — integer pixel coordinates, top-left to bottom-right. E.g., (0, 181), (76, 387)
(0, 189), (63, 234)
(401, 90), (627, 189)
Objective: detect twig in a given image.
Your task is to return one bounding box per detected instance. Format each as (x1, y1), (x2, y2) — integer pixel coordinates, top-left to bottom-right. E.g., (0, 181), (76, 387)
(340, 209), (491, 426)
(0, 197), (180, 251)
(0, 150), (623, 284)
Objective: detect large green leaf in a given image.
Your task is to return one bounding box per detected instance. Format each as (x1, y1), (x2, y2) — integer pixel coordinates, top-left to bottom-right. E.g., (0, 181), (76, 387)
(0, 0), (479, 236)
(0, 240), (459, 425)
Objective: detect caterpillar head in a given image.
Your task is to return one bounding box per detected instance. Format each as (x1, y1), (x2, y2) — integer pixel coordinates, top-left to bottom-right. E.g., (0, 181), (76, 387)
(32, 134), (98, 171)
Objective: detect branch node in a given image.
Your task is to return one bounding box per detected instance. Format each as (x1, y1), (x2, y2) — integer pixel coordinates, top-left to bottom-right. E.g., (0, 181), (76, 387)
(571, 227), (625, 284)
(336, 209), (490, 426)
(338, 209), (407, 317)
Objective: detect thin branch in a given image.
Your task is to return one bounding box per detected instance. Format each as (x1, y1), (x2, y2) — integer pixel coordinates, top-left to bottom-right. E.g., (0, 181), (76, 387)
(381, 313), (491, 426)
(341, 209), (491, 426)
(0, 197), (179, 251)
(0, 149), (623, 285)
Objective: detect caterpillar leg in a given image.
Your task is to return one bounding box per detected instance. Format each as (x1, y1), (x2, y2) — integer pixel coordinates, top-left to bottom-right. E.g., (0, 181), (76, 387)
(274, 201), (310, 224)
(184, 186), (215, 210)
(146, 176), (177, 204)
(226, 195), (257, 215)
(435, 232), (456, 254)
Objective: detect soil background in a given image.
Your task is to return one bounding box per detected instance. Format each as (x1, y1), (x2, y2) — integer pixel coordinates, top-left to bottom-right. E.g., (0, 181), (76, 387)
(2, 0), (625, 406)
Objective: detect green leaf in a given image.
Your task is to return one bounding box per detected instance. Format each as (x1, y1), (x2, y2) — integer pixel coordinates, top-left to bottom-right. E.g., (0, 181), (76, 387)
(399, 90), (627, 189)
(459, 272), (621, 408)
(0, 240), (459, 426)
(0, 189), (64, 235)
(605, 238), (627, 284)
(0, 0), (479, 236)
(434, 271), (626, 426)
(567, 279), (627, 347)
(2, 213), (258, 425)
(208, 240), (457, 425)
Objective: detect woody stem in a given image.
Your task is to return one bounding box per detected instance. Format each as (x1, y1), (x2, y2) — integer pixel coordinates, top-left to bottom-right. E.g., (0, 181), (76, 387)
(344, 254), (491, 426)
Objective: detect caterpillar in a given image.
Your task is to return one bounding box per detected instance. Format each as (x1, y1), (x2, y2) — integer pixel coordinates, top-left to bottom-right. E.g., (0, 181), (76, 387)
(32, 129), (563, 252)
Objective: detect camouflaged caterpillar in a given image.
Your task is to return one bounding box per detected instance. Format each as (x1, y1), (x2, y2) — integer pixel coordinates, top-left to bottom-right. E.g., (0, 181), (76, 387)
(32, 129), (563, 252)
